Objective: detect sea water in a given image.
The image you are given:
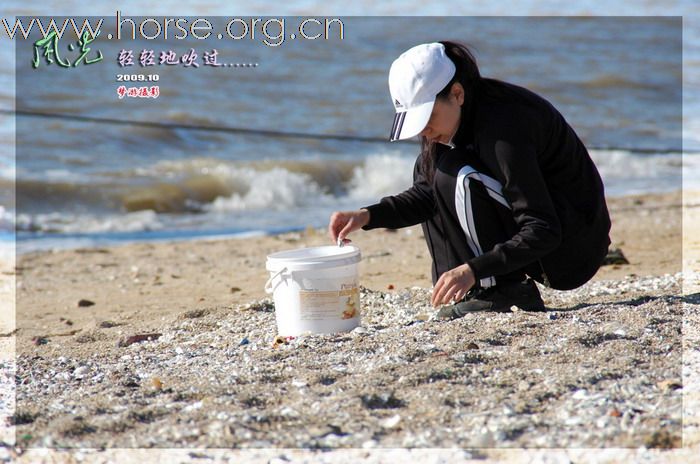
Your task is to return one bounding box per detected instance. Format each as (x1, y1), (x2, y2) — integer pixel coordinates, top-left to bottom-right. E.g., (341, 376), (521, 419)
(0, 4), (697, 252)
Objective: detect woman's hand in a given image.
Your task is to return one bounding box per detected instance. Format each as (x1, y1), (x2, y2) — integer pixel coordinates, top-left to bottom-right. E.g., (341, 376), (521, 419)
(431, 263), (476, 307)
(328, 209), (370, 245)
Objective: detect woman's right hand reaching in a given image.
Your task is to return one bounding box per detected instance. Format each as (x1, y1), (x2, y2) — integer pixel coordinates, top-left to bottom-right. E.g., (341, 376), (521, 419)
(328, 209), (370, 245)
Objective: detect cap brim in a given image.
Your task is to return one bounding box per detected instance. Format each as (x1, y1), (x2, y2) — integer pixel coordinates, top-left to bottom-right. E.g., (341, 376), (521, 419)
(389, 100), (434, 142)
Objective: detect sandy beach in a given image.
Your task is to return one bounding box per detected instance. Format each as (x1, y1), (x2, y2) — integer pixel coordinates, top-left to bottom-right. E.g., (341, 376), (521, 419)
(1, 189), (699, 463)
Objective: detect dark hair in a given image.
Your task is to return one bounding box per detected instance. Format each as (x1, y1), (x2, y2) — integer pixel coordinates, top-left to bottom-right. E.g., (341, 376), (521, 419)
(420, 41), (481, 183)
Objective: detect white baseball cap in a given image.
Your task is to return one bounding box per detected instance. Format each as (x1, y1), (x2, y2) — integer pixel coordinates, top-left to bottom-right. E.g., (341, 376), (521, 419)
(388, 42), (456, 142)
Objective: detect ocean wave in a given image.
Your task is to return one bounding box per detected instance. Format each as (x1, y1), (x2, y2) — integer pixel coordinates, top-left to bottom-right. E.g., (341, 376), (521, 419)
(11, 150), (693, 238)
(130, 157), (361, 193)
(122, 158), (354, 213)
(0, 205), (14, 231)
(204, 154), (414, 212)
(346, 153), (414, 199)
(589, 149), (683, 180)
(16, 210), (162, 234)
(16, 178), (122, 211)
(206, 166), (334, 212)
(14, 154), (415, 215)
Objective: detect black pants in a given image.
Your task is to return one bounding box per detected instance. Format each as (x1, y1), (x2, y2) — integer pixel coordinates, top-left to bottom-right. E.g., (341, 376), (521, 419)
(420, 150), (543, 287)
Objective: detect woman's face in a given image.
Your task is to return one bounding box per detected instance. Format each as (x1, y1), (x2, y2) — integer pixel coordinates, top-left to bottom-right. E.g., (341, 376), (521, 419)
(419, 83), (464, 144)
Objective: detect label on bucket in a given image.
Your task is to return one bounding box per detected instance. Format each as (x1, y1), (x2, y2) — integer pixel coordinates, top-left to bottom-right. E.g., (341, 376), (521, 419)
(298, 287), (360, 321)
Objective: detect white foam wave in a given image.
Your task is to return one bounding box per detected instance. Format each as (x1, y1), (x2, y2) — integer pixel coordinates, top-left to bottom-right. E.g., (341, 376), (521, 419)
(159, 154), (417, 213)
(207, 166), (334, 212)
(591, 149), (683, 176)
(16, 210), (162, 234)
(0, 205), (13, 230)
(589, 149), (683, 195)
(683, 153), (700, 191)
(347, 153), (415, 200)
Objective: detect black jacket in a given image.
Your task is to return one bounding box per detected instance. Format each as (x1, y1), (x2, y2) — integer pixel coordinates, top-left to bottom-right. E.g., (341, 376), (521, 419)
(362, 78), (611, 290)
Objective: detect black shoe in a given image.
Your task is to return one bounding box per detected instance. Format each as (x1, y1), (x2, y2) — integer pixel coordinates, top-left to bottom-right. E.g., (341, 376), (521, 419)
(437, 279), (545, 320)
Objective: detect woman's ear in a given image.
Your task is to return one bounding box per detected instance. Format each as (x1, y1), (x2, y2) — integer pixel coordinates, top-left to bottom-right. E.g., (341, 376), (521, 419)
(452, 82), (465, 106)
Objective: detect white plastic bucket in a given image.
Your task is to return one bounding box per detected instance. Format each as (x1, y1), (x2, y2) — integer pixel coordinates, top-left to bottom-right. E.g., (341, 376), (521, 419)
(265, 245), (362, 336)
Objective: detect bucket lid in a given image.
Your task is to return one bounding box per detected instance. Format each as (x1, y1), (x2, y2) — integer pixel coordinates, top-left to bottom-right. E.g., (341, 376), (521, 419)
(266, 245), (361, 272)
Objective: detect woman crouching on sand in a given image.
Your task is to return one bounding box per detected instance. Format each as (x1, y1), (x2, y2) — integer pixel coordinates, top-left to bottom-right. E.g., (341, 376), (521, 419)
(328, 41), (611, 319)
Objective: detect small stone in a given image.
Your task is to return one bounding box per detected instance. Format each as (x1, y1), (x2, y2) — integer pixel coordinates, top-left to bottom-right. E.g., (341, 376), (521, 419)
(32, 336), (48, 346)
(602, 248), (629, 265)
(73, 366), (88, 378)
(269, 458), (291, 464)
(151, 377), (163, 390)
(75, 334), (96, 344)
(230, 287), (242, 293)
(381, 414), (401, 429)
(239, 337), (250, 346)
(657, 379), (682, 392)
(77, 299), (95, 307)
(180, 309), (208, 319)
(360, 392), (405, 410)
(280, 407), (299, 418)
(184, 401), (203, 412)
(608, 408), (622, 417)
(644, 429), (681, 448)
(122, 377), (139, 388)
(272, 335), (287, 348)
(98, 320), (119, 328)
(387, 284), (395, 290)
(117, 333), (161, 347)
(466, 342), (479, 350)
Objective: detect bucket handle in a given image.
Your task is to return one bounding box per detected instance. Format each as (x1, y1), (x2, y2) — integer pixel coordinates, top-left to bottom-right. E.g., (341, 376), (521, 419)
(264, 267), (288, 294)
